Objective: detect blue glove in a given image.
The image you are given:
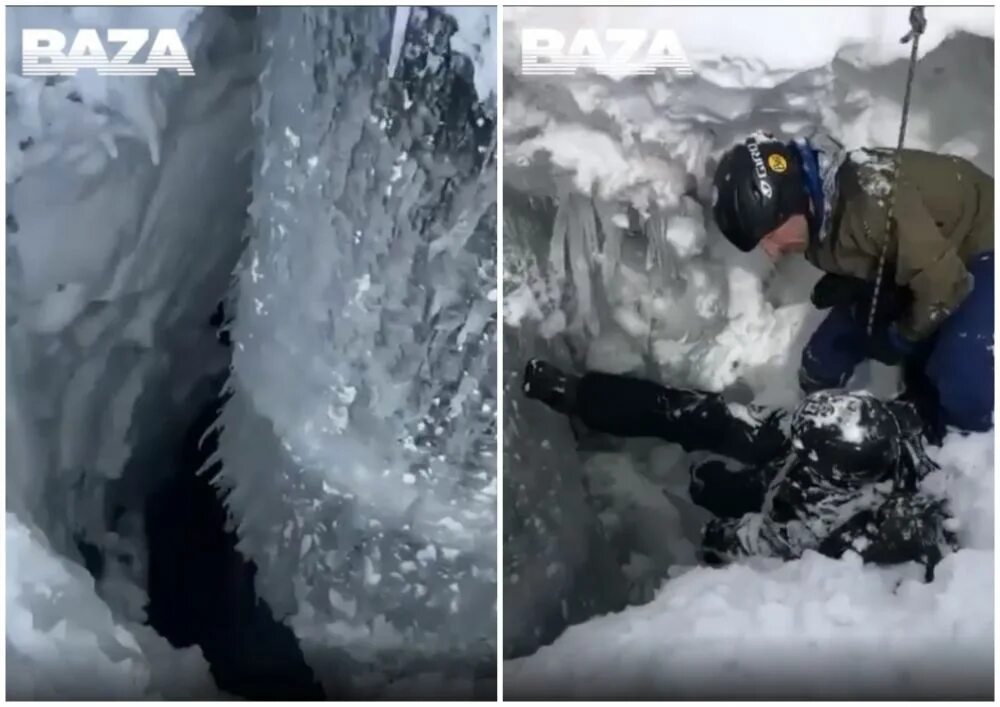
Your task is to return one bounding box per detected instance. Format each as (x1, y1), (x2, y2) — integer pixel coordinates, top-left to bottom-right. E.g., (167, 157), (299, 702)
(869, 324), (915, 365)
(888, 324), (916, 355)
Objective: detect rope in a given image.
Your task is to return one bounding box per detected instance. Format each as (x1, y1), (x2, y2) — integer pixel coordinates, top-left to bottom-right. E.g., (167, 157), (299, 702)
(760, 453), (796, 517)
(866, 6), (927, 337)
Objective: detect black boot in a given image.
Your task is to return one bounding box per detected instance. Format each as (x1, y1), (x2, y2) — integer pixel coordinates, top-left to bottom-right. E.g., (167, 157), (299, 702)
(522, 359), (578, 415)
(898, 351), (945, 446)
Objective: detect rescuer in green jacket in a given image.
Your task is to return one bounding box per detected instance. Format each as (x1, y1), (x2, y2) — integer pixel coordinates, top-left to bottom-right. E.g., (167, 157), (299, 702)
(712, 131), (994, 433)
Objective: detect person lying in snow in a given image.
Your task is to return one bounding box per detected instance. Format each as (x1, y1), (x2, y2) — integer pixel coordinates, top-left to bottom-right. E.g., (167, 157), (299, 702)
(521, 359), (958, 579)
(712, 132), (994, 435)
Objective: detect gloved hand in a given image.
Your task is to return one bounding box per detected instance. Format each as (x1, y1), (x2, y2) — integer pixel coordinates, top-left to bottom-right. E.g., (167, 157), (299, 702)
(809, 273), (913, 327)
(810, 273), (869, 310)
(867, 493), (957, 582)
(867, 324), (915, 366)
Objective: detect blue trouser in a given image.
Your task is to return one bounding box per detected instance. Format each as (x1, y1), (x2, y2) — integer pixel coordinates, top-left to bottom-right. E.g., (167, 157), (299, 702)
(801, 252), (995, 433)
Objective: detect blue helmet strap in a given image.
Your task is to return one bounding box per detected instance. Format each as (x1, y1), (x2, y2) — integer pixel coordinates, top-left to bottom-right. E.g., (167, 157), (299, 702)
(793, 138), (825, 242)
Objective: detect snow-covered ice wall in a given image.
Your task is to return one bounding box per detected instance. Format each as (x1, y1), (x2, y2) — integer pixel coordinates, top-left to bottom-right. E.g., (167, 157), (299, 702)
(502, 6), (994, 697)
(215, 7), (497, 697)
(7, 6), (497, 699)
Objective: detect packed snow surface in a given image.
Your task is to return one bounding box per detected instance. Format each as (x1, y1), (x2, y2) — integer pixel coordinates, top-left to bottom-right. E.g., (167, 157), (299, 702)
(7, 513), (219, 699)
(502, 5), (994, 695)
(505, 432), (994, 698)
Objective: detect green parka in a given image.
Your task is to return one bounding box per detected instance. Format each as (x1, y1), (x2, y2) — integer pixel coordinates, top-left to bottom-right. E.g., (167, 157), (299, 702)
(806, 148), (993, 341)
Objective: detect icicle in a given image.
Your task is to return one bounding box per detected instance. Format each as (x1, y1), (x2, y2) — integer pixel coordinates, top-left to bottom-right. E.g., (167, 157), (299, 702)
(566, 193), (599, 336)
(387, 6), (411, 79)
(595, 200), (623, 293)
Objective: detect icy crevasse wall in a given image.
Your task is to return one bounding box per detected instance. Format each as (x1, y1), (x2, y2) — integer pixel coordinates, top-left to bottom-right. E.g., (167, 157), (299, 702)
(215, 7), (497, 693)
(502, 6), (993, 663)
(6, 8), (255, 698)
(502, 189), (632, 659)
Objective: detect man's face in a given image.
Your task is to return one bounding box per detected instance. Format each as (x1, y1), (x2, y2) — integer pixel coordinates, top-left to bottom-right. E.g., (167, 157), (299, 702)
(760, 214), (809, 261)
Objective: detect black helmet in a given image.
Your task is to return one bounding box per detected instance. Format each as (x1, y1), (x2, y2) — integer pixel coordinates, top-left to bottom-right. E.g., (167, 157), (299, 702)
(712, 132), (808, 252)
(789, 391), (900, 482)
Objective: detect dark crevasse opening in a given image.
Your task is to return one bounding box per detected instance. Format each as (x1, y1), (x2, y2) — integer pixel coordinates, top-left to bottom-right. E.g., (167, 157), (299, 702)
(7, 7), (328, 697)
(141, 374), (325, 699)
(76, 312), (325, 700)
(137, 351), (496, 699)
